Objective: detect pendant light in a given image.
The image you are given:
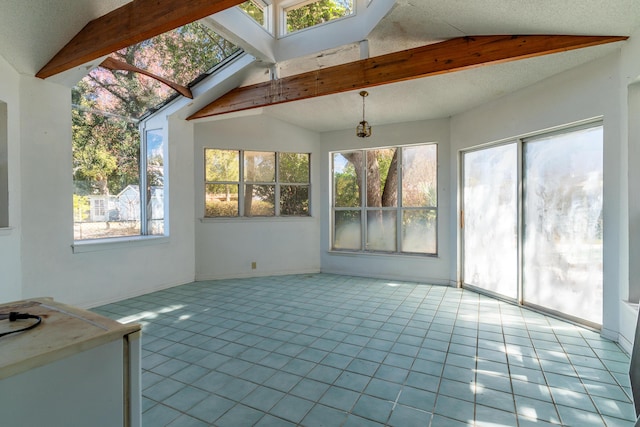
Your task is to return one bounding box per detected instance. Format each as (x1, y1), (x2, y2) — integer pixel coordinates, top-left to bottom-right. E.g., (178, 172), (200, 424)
(356, 91), (372, 138)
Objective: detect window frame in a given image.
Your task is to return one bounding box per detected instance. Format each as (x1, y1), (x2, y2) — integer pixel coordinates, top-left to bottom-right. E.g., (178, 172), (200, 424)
(72, 120), (167, 243)
(280, 0), (355, 36)
(141, 127), (166, 236)
(204, 149), (311, 218)
(331, 143), (438, 256)
(238, 0), (273, 33)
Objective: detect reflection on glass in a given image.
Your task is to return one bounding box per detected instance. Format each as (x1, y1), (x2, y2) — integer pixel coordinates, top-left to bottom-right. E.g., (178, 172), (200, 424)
(524, 126), (603, 325)
(402, 210), (436, 254)
(281, 185), (309, 216)
(366, 148), (397, 208)
(205, 149), (239, 182)
(403, 145), (437, 207)
(245, 184), (275, 216)
(146, 129), (164, 235)
(334, 210), (361, 250)
(367, 210), (396, 251)
(280, 153), (309, 183)
(333, 152), (361, 207)
(205, 184), (239, 217)
(245, 151), (275, 182)
(463, 144), (518, 299)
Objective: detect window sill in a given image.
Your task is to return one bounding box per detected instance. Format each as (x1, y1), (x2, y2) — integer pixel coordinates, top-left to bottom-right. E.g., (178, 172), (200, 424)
(200, 216), (314, 224)
(72, 235), (169, 254)
(0, 227), (13, 236)
(327, 250), (438, 260)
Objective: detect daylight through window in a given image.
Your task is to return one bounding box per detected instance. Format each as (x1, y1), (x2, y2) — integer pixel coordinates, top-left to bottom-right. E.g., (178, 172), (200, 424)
(239, 1), (269, 29)
(332, 144), (437, 255)
(205, 149), (310, 217)
(72, 23), (238, 241)
(284, 0), (354, 34)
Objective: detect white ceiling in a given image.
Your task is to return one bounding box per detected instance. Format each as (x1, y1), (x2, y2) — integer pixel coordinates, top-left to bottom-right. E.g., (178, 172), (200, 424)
(1, 0), (639, 132)
(257, 0), (640, 131)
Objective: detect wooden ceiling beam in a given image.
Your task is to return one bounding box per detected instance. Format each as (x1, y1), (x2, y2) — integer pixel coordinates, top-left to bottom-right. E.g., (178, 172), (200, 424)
(188, 34), (627, 121)
(36, 0), (245, 79)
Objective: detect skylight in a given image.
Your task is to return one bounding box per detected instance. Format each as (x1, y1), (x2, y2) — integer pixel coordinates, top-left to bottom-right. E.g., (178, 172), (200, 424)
(236, 0), (355, 39)
(74, 22), (239, 121)
(284, 0), (354, 34)
(71, 23), (240, 240)
(239, 1), (268, 29)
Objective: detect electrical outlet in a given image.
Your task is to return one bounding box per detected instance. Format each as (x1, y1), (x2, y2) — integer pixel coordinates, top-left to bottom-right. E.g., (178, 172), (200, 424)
(251, 261), (257, 269)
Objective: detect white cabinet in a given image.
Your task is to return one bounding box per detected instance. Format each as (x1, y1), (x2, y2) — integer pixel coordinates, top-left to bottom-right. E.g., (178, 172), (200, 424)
(0, 298), (141, 427)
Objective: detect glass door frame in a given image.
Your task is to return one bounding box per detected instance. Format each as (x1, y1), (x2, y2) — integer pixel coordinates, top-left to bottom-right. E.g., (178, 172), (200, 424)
(459, 139), (524, 304)
(458, 120), (604, 329)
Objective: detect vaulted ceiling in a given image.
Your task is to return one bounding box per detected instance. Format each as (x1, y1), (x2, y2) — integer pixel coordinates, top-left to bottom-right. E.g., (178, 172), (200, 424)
(2, 0), (640, 132)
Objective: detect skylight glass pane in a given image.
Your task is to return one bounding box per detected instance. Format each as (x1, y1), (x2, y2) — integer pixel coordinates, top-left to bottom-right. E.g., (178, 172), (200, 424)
(239, 1), (266, 27)
(74, 22), (239, 121)
(286, 0), (354, 34)
(72, 24), (238, 237)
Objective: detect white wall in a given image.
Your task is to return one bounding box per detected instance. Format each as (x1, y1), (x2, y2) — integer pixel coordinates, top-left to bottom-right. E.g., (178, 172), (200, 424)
(450, 52), (624, 339)
(319, 119), (452, 285)
(14, 75), (195, 308)
(194, 114), (321, 280)
(2, 30), (638, 350)
(619, 27), (640, 352)
(0, 54), (22, 302)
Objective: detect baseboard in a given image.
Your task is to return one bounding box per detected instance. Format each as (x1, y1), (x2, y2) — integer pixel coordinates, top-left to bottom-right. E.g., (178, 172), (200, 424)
(195, 268), (321, 282)
(318, 267), (453, 287)
(84, 276), (195, 309)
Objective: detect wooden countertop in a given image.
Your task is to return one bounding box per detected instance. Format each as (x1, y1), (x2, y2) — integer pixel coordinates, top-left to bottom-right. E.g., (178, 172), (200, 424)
(0, 297), (140, 380)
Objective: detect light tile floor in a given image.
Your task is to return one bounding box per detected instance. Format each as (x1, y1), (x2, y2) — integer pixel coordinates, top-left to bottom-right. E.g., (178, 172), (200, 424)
(94, 274), (637, 427)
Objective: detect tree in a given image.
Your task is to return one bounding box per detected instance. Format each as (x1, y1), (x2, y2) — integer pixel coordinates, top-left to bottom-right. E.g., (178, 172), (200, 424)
(73, 22), (238, 209)
(72, 79), (132, 197)
(286, 0), (352, 33)
(239, 1), (265, 25)
(205, 149), (240, 216)
(342, 149), (398, 208)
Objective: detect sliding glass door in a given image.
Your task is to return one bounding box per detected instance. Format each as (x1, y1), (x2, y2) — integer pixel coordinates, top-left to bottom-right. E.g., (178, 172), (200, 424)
(462, 144), (518, 299)
(462, 123), (603, 326)
(523, 126), (603, 326)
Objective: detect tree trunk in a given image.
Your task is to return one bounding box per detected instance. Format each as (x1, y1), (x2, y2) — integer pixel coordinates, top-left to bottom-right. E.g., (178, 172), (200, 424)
(382, 149), (399, 207)
(244, 184), (253, 215)
(245, 155), (255, 215)
(366, 151), (382, 207)
(342, 150), (398, 207)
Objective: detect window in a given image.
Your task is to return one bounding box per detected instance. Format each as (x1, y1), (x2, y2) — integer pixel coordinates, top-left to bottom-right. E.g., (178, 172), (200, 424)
(72, 111), (143, 240)
(93, 199), (106, 218)
(205, 149), (310, 217)
(143, 129), (165, 235)
(239, 0), (269, 29)
(72, 23), (237, 241)
(284, 0), (354, 34)
(331, 144), (437, 255)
